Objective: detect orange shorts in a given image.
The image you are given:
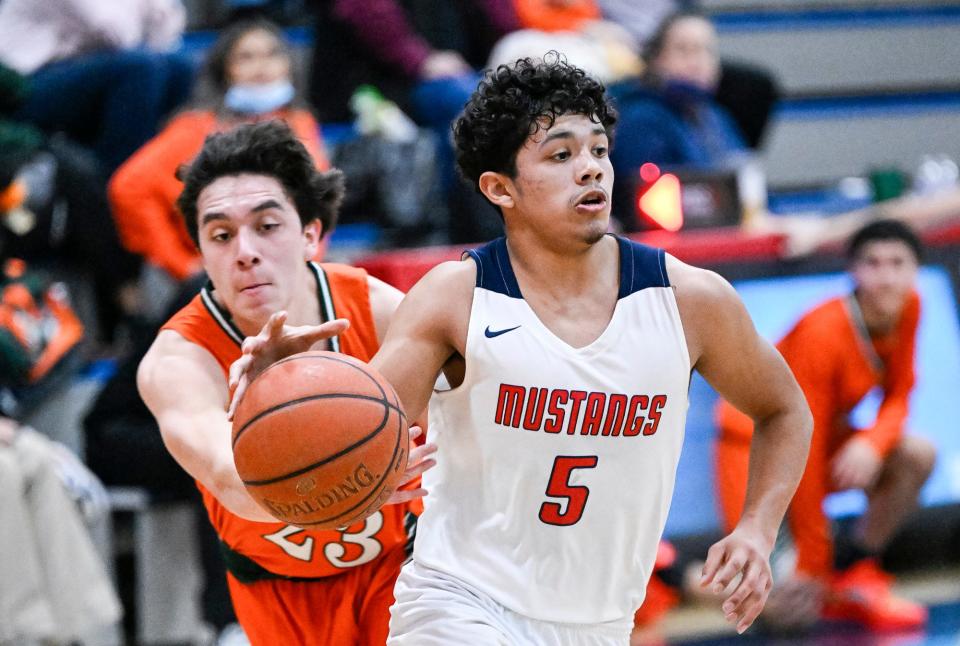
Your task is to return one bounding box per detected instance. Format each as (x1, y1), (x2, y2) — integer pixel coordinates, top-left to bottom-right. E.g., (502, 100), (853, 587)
(227, 544), (407, 646)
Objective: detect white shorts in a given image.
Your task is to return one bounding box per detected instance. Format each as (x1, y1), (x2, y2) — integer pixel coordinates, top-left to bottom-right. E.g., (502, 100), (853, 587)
(388, 561), (634, 646)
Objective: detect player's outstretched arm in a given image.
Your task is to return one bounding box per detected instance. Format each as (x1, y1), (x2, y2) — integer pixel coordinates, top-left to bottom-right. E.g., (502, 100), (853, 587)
(224, 270), (453, 507)
(668, 256), (813, 634)
(368, 259), (473, 423)
(138, 330), (278, 521)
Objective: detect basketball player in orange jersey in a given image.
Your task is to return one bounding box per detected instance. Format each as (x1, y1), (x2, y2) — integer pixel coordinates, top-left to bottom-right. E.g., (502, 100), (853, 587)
(715, 220), (936, 632)
(137, 120), (437, 646)
(231, 55), (813, 642)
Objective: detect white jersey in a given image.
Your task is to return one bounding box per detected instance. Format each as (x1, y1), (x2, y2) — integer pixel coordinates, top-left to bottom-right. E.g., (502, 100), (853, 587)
(415, 236), (691, 624)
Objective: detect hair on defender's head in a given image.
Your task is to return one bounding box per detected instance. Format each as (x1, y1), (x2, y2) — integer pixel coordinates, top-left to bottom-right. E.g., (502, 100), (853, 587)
(176, 120), (344, 244)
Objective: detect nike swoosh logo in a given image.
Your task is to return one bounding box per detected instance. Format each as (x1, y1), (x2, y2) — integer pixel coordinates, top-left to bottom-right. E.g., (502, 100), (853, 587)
(484, 325), (521, 338)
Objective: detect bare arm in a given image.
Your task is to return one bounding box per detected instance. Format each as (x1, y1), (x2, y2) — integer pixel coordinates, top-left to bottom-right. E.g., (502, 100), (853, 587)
(223, 269), (459, 504)
(770, 187), (960, 258)
(367, 274), (406, 346)
(138, 330), (275, 521)
(669, 255), (813, 632)
(370, 260), (473, 421)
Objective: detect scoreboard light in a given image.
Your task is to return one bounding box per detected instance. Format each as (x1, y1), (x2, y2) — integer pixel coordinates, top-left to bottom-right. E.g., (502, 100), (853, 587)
(635, 163), (683, 232)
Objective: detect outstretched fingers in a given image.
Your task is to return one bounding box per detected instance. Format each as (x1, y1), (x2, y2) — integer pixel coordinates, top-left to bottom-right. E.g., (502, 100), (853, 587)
(385, 426), (437, 505)
(403, 442), (438, 482)
(227, 354), (254, 419)
(226, 315), (351, 419)
(297, 318), (351, 351)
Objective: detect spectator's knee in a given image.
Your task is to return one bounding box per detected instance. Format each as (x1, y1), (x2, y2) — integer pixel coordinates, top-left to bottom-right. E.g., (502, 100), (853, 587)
(899, 435), (937, 481)
(111, 50), (165, 81)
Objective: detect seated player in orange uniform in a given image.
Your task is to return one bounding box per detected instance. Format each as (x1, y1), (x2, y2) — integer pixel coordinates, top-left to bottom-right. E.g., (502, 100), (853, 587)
(715, 219), (937, 632)
(137, 121), (436, 646)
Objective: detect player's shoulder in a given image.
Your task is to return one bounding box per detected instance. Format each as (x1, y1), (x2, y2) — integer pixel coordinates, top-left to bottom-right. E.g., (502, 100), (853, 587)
(390, 258), (477, 338)
(664, 253), (739, 309)
(412, 257), (478, 299)
(663, 253), (750, 357)
(138, 329), (220, 395)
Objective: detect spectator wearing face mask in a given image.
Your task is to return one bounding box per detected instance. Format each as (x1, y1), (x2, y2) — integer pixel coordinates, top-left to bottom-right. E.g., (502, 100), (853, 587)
(108, 18), (329, 283)
(0, 0), (194, 173)
(609, 10), (747, 172)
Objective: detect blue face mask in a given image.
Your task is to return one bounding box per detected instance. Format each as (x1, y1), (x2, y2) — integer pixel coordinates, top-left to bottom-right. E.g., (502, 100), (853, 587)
(660, 78), (715, 111)
(224, 80), (295, 114)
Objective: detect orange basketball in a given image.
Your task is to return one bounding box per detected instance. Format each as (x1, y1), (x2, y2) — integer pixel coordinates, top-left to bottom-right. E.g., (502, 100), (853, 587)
(231, 351), (409, 530)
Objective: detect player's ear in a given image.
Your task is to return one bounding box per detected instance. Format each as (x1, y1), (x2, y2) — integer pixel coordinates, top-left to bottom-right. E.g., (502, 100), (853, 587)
(302, 219), (322, 260)
(478, 171), (515, 210)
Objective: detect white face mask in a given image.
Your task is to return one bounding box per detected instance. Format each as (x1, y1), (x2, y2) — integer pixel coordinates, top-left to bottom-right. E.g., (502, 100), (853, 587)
(224, 80), (295, 114)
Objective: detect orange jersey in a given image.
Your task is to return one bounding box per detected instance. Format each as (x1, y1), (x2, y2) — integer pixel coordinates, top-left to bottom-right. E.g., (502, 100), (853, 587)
(161, 262), (416, 580)
(716, 291), (920, 576)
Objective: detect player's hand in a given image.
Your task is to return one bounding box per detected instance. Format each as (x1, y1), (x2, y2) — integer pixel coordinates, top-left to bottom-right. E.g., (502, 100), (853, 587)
(831, 436), (882, 491)
(385, 425), (437, 504)
(227, 311), (350, 419)
(700, 524), (774, 634)
(760, 574), (825, 632)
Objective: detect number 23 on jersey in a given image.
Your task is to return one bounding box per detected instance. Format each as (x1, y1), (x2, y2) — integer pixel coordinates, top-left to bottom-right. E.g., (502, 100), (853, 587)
(263, 511), (385, 569)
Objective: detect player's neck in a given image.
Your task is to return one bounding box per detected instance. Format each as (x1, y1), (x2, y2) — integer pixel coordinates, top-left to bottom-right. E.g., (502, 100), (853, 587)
(855, 292), (900, 336)
(505, 232), (617, 297)
(284, 268), (325, 327)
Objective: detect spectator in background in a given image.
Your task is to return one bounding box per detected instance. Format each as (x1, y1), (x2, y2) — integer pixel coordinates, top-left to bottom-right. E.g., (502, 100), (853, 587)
(308, 0), (519, 244)
(0, 417), (121, 644)
(762, 186), (960, 259)
(109, 18), (329, 284)
(610, 11), (747, 170)
(715, 220), (936, 632)
(0, 118), (142, 348)
(597, 0), (780, 150)
(486, 3), (643, 86)
(0, 0), (194, 173)
(595, 0), (677, 48)
(83, 273), (241, 643)
(608, 11), (749, 227)
(512, 0), (601, 32)
(307, 0), (517, 124)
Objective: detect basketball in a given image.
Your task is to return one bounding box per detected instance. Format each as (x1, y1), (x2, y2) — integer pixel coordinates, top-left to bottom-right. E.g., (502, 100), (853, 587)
(231, 351), (409, 530)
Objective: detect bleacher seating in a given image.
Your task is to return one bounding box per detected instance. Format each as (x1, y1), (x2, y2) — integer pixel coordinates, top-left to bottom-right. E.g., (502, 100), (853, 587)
(708, 2), (960, 190)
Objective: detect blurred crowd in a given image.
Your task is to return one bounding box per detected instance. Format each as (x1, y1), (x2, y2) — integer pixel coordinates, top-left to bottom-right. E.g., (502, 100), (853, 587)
(0, 1), (956, 645)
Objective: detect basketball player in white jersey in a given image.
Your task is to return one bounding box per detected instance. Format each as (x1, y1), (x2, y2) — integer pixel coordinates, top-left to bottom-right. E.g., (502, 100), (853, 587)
(230, 55), (814, 643)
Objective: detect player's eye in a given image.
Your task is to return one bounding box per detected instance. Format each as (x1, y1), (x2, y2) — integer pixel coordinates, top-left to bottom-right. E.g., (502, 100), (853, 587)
(593, 145), (608, 157)
(210, 230), (231, 243)
(260, 222), (280, 232)
(552, 150), (570, 161)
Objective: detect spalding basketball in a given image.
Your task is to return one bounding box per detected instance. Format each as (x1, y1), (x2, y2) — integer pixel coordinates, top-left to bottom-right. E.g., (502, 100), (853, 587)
(231, 351), (409, 530)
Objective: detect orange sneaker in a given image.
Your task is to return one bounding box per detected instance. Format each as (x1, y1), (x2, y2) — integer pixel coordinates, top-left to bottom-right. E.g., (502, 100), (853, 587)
(822, 559), (928, 631)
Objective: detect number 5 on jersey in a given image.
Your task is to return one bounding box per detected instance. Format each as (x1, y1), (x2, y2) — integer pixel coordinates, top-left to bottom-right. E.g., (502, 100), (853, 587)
(539, 456), (598, 526)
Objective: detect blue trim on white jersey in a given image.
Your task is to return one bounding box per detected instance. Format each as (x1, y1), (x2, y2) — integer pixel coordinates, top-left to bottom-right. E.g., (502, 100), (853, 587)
(465, 237), (523, 299)
(616, 236), (669, 298)
(466, 236), (668, 300)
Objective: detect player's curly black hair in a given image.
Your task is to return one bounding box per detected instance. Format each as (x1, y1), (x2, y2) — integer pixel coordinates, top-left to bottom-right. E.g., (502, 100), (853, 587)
(453, 53), (617, 188)
(176, 120), (344, 245)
